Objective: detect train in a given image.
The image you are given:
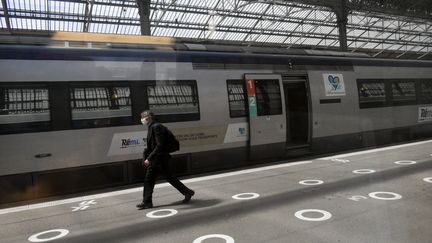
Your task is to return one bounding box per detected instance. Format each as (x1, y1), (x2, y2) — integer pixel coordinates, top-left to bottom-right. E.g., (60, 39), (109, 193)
(1, 32), (432, 205)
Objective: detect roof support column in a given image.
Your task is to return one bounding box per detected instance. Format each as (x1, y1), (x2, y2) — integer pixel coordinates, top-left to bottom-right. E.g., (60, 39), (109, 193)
(1, 0), (11, 33)
(332, 0), (349, 51)
(83, 0), (95, 32)
(136, 0), (151, 35)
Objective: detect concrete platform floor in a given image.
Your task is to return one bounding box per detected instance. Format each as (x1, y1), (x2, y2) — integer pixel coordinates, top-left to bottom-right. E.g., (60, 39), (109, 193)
(1, 140), (431, 243)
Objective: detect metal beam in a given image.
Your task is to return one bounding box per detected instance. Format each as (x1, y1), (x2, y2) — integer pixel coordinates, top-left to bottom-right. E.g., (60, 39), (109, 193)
(1, 0), (11, 33)
(83, 0), (95, 32)
(331, 0), (348, 51)
(136, 0), (151, 35)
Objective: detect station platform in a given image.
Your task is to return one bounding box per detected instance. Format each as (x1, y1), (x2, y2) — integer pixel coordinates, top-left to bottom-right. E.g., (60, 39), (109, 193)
(1, 140), (431, 243)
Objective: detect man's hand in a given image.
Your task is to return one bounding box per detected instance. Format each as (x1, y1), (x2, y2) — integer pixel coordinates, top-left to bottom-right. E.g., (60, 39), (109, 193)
(143, 159), (150, 166)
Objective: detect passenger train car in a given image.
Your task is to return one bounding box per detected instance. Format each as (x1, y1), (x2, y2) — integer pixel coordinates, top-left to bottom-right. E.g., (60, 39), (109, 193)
(1, 33), (432, 204)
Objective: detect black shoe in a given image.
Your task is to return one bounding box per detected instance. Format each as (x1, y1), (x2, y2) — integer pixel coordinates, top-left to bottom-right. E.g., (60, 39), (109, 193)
(183, 190), (195, 203)
(136, 202), (153, 210)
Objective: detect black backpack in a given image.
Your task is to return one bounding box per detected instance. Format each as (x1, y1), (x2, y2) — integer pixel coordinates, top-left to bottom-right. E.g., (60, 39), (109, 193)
(163, 125), (180, 153)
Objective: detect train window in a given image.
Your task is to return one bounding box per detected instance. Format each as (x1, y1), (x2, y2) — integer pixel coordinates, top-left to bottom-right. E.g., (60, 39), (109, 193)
(255, 79), (282, 116)
(391, 81), (417, 106)
(147, 80), (200, 122)
(70, 84), (133, 128)
(419, 81), (432, 104)
(0, 85), (51, 134)
(357, 80), (387, 108)
(227, 80), (246, 118)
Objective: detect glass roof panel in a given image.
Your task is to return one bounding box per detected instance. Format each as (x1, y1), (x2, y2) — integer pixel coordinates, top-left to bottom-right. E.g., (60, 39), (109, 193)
(124, 6), (138, 18)
(215, 0), (235, 11)
(26, 0), (46, 12)
(255, 34), (271, 43)
(219, 16), (236, 26)
(314, 10), (333, 21)
(0, 0), (430, 59)
(267, 35), (286, 43)
(242, 2), (268, 14)
(303, 38), (320, 46)
(223, 32), (246, 41)
(236, 18), (258, 28)
(289, 8), (312, 19)
(208, 31), (225, 39)
(269, 5), (288, 17)
(286, 36), (302, 45)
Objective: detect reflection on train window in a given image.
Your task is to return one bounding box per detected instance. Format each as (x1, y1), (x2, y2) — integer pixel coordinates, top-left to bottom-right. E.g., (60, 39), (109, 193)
(0, 85), (51, 134)
(70, 85), (132, 128)
(358, 81), (387, 108)
(147, 81), (199, 117)
(227, 80), (246, 118)
(391, 81), (416, 105)
(255, 79), (282, 116)
(419, 81), (432, 104)
(0, 87), (50, 124)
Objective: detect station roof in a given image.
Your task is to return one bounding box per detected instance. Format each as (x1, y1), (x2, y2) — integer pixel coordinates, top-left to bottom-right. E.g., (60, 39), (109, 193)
(1, 0), (432, 60)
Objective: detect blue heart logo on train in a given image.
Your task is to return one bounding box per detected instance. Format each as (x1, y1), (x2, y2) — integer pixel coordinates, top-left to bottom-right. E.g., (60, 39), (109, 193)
(328, 75), (340, 90)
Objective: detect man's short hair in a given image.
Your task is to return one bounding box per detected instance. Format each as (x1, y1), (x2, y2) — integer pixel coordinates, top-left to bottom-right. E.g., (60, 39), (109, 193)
(141, 110), (154, 118)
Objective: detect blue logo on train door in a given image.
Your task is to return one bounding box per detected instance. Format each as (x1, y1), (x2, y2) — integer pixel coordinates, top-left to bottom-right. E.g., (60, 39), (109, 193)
(239, 127), (246, 135)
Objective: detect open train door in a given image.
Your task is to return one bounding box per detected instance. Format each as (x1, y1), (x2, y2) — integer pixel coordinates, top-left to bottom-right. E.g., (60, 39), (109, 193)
(282, 75), (310, 148)
(244, 74), (287, 160)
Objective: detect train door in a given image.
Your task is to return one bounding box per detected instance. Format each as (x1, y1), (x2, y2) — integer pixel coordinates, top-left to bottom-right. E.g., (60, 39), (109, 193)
(244, 74), (286, 159)
(282, 76), (310, 148)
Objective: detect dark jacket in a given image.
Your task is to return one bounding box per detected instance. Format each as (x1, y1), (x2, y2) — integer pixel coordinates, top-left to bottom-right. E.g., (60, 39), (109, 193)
(144, 122), (170, 163)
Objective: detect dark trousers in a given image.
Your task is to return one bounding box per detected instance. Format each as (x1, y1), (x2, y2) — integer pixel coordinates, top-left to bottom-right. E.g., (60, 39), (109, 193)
(142, 159), (192, 204)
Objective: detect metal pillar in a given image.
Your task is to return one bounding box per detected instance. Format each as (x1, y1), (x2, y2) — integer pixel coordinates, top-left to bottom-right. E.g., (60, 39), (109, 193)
(332, 0), (348, 51)
(136, 0), (151, 35)
(1, 0), (11, 33)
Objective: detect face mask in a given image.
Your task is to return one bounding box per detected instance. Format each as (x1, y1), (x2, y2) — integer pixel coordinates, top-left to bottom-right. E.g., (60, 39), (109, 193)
(141, 118), (148, 125)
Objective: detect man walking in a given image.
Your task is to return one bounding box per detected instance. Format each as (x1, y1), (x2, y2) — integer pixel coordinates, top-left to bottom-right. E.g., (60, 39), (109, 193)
(137, 110), (194, 210)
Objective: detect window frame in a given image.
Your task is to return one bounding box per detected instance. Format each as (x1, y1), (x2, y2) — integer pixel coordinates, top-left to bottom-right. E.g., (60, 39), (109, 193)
(226, 79), (247, 118)
(357, 79), (389, 109)
(357, 78), (431, 109)
(145, 80), (200, 123)
(419, 80), (432, 105)
(254, 79), (283, 116)
(0, 83), (51, 134)
(69, 82), (134, 129)
(390, 80), (417, 106)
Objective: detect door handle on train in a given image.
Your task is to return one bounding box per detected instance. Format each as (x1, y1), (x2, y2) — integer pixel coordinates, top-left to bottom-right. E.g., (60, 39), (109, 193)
(35, 153), (52, 158)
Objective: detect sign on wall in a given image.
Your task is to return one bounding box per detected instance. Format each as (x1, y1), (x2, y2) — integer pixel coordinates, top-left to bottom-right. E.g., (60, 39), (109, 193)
(323, 73), (346, 96)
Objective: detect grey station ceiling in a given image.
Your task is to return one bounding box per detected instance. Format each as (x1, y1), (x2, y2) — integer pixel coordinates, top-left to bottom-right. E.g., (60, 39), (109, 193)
(1, 0), (432, 59)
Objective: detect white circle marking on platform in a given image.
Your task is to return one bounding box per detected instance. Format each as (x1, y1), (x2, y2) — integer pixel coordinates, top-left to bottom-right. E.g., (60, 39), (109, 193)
(299, 180), (324, 185)
(394, 160), (416, 165)
(193, 234), (235, 243)
(28, 229), (69, 242)
(146, 209), (178, 218)
(295, 209), (332, 222)
(423, 177), (432, 183)
(232, 193), (260, 200)
(352, 169), (376, 174)
(368, 192), (402, 200)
